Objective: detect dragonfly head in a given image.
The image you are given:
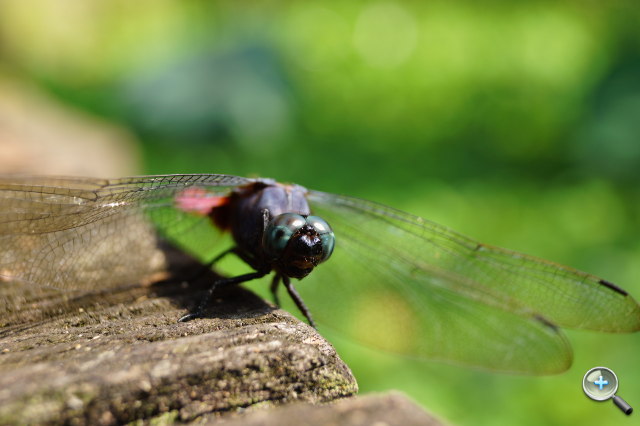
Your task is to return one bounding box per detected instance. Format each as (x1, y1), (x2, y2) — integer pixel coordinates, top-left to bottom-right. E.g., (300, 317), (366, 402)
(263, 213), (335, 278)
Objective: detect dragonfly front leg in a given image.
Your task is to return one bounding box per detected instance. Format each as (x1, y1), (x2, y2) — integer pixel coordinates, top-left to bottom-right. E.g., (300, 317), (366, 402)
(178, 270), (268, 322)
(270, 274), (281, 307)
(283, 276), (316, 329)
(183, 246), (238, 283)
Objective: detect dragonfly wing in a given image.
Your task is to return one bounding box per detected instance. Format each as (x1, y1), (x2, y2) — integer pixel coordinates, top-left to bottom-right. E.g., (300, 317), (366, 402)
(301, 190), (640, 373)
(0, 174), (251, 291)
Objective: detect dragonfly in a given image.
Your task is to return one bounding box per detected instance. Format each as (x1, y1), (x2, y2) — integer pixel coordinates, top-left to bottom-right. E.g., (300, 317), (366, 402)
(0, 174), (638, 374)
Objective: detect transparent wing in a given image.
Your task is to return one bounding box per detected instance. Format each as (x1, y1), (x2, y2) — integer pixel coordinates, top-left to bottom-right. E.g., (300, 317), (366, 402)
(295, 190), (640, 373)
(0, 174), (251, 291)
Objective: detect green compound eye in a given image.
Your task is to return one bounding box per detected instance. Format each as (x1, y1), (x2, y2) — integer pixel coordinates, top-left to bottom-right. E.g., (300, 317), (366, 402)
(264, 213), (307, 257)
(306, 215), (335, 263)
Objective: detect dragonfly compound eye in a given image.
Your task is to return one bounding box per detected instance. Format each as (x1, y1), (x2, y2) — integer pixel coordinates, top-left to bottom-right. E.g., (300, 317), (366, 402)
(306, 215), (335, 263)
(264, 213), (307, 258)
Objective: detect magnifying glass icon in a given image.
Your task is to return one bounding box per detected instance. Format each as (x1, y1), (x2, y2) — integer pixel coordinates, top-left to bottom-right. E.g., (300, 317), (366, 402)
(583, 367), (633, 415)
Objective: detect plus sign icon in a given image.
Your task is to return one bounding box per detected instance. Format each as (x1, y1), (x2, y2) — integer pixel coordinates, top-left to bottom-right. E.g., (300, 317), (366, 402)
(594, 375), (609, 390)
(583, 367), (633, 415)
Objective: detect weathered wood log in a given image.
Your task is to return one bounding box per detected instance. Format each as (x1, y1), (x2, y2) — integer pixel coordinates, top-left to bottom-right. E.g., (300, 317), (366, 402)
(0, 250), (357, 425)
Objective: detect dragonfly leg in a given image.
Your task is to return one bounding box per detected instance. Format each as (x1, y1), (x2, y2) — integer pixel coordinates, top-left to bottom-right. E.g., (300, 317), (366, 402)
(178, 270), (267, 322)
(183, 246), (238, 283)
(270, 274), (281, 306)
(282, 276), (316, 329)
(209, 246), (238, 266)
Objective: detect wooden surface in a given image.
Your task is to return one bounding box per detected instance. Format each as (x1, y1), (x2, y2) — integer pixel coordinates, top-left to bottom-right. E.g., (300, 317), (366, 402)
(0, 249), (357, 424)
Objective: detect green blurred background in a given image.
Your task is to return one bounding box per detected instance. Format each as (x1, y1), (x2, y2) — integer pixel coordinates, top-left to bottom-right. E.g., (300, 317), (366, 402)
(1, 1), (639, 424)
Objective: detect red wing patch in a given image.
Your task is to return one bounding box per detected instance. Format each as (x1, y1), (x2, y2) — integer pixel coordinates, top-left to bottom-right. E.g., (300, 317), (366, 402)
(175, 187), (230, 216)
